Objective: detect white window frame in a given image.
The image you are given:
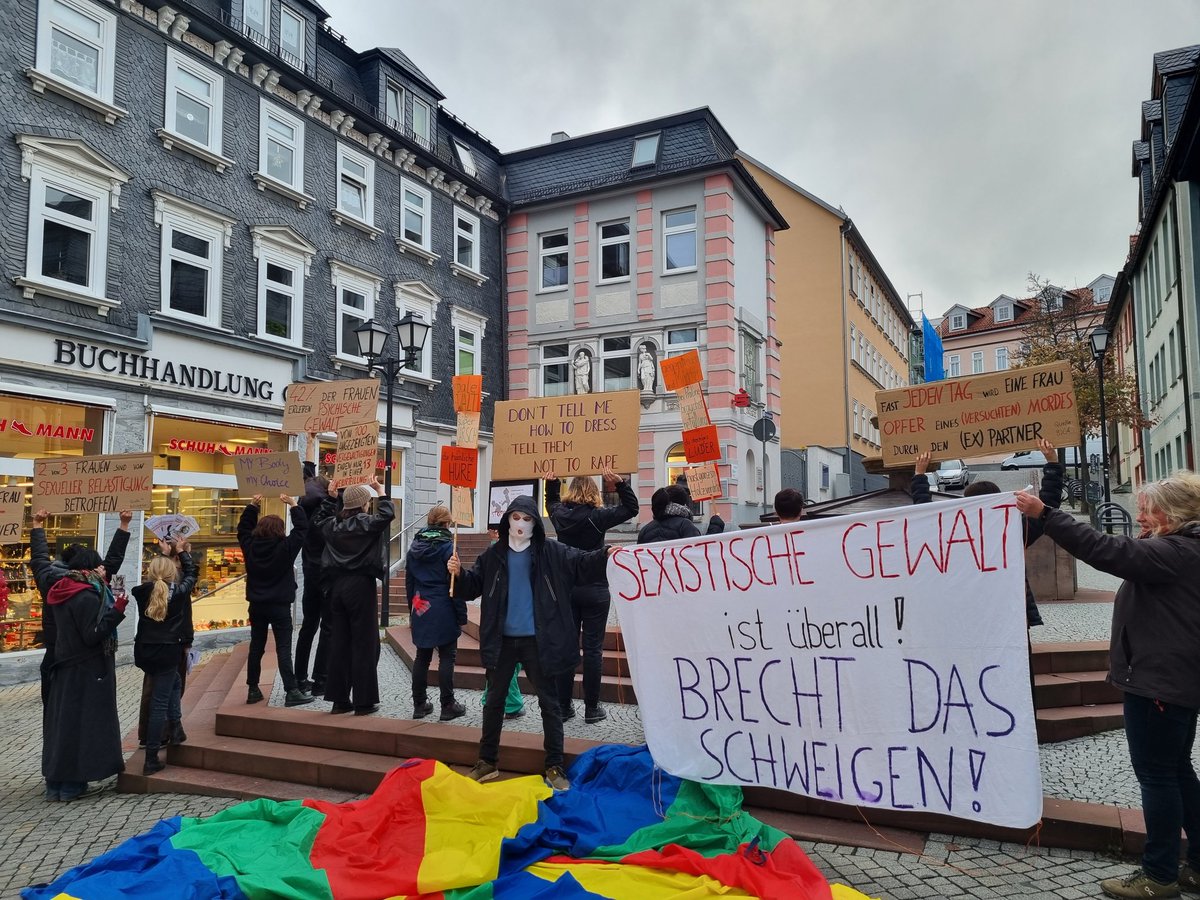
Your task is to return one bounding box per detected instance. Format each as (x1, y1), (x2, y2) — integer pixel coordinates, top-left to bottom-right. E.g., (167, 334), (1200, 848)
(279, 6), (306, 69)
(25, 165), (109, 304)
(451, 307), (486, 377)
(32, 0), (121, 118)
(852, 400), (860, 436)
(255, 100), (309, 205)
(153, 191), (233, 328)
(251, 225), (314, 348)
(631, 133), (661, 168)
(332, 143), (379, 237)
(242, 0), (268, 43)
(971, 351), (984, 374)
(413, 98), (432, 146)
(950, 313), (966, 331)
(665, 326), (700, 358)
(598, 219), (632, 283)
(397, 178), (434, 258)
(994, 303), (1012, 323)
(330, 261), (380, 364)
(600, 335), (634, 392)
(393, 280), (441, 381)
(538, 230), (569, 293)
(948, 354), (961, 378)
(740, 329), (763, 403)
(159, 48), (229, 169)
(385, 81), (404, 128)
(541, 342), (572, 398)
(453, 139), (477, 179)
(662, 207), (698, 275)
(453, 208), (481, 275)
(995, 347), (1009, 371)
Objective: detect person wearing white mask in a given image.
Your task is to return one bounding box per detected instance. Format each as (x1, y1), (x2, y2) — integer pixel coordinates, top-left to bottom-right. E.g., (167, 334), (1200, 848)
(447, 495), (615, 792)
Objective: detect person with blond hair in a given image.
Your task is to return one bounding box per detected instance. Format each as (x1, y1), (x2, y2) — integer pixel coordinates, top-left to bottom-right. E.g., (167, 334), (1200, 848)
(405, 504), (467, 721)
(131, 542), (197, 775)
(545, 467), (638, 723)
(1015, 471), (1200, 899)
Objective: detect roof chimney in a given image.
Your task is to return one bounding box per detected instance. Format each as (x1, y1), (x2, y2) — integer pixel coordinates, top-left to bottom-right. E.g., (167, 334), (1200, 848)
(551, 131), (569, 143)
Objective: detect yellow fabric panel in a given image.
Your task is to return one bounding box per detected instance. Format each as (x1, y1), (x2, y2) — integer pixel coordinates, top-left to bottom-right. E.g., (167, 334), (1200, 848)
(526, 860), (756, 898)
(417, 767), (551, 894)
(831, 884), (879, 900)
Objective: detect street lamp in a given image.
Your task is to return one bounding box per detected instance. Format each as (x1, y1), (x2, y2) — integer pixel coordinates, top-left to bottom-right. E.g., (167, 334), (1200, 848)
(354, 312), (431, 626)
(1089, 325), (1111, 511)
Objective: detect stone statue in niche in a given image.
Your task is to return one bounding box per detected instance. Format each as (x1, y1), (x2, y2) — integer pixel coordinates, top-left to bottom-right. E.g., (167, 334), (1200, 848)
(573, 348), (592, 394)
(637, 342), (658, 393)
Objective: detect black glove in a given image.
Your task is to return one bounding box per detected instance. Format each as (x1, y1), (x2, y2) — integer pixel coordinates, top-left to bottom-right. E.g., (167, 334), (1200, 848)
(707, 515), (725, 534)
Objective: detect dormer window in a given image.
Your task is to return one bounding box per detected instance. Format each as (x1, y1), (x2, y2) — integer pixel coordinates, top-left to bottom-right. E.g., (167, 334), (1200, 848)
(454, 140), (477, 178)
(950, 313), (966, 331)
(995, 304), (1012, 323)
(631, 133), (660, 168)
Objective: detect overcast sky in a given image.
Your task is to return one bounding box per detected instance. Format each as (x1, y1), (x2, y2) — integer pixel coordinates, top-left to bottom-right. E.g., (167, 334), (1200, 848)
(326, 1), (1198, 318)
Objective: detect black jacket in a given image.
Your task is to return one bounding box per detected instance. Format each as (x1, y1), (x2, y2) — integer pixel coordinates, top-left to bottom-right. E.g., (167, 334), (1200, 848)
(637, 503), (701, 544)
(298, 479), (330, 570)
(132, 552), (197, 672)
(1042, 510), (1200, 709)
(30, 526), (129, 649)
(237, 504), (308, 605)
(405, 527), (466, 648)
(315, 496), (395, 578)
(451, 495), (609, 676)
(546, 478), (639, 553)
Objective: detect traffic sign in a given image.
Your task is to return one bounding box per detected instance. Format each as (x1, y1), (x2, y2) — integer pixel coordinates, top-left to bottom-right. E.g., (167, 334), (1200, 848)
(752, 416), (776, 443)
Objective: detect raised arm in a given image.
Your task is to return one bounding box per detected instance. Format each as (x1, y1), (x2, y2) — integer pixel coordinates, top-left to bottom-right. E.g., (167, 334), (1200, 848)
(1024, 439), (1066, 546)
(29, 509), (64, 596)
(911, 452), (933, 505)
(237, 500), (260, 551)
(589, 472), (640, 531)
(284, 499), (308, 559)
(176, 549), (198, 597)
(102, 509), (133, 582)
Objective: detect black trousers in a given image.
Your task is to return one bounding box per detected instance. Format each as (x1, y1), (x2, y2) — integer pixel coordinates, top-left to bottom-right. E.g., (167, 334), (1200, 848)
(138, 645), (189, 742)
(412, 640), (458, 706)
(247, 604), (298, 692)
(294, 565), (331, 684)
(325, 573), (379, 707)
(556, 594), (610, 712)
(144, 668), (181, 752)
(480, 636), (562, 768)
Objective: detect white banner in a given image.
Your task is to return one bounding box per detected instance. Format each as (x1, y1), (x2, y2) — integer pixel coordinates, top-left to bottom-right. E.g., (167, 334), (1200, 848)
(608, 494), (1042, 828)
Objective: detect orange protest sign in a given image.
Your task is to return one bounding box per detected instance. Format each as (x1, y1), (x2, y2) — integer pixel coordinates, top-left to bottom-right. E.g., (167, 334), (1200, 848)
(452, 375), (484, 413)
(682, 425), (721, 462)
(440, 446), (479, 488)
(660, 350), (703, 391)
(677, 383), (711, 430)
(685, 463), (723, 501)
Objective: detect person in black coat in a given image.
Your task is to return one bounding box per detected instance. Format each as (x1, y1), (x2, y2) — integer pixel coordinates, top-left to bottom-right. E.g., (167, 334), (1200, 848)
(912, 438), (1063, 626)
(405, 505), (467, 721)
(238, 493), (312, 707)
(637, 484), (723, 544)
(313, 478), (394, 715)
(41, 545), (128, 802)
(447, 495), (614, 791)
(136, 538), (197, 748)
(545, 466), (639, 723)
(132, 544), (197, 775)
(295, 472), (332, 694)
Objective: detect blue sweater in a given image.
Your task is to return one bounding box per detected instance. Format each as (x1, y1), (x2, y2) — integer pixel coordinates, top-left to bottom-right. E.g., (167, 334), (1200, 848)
(503, 548), (535, 637)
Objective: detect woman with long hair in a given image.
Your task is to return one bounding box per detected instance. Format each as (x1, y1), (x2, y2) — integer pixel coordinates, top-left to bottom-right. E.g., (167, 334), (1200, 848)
(545, 467), (638, 723)
(314, 478), (394, 715)
(1015, 472), (1200, 899)
(405, 505), (467, 721)
(132, 542), (197, 775)
(238, 493), (312, 707)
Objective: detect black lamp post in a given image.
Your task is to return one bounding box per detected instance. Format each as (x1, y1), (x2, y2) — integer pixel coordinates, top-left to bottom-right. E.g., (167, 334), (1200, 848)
(354, 312), (431, 626)
(1089, 325), (1111, 511)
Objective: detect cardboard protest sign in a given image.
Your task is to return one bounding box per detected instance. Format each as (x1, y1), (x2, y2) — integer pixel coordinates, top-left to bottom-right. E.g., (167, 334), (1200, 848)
(660, 350), (703, 391)
(282, 379), (380, 433)
(488, 481), (537, 529)
(608, 493), (1041, 829)
(233, 450), (306, 497)
(876, 361), (1080, 465)
(0, 487), (24, 539)
(677, 383), (711, 431)
(33, 454), (153, 514)
(332, 422), (379, 489)
(682, 424), (721, 463)
(452, 375), (483, 414)
(684, 463), (722, 501)
(440, 446), (479, 487)
(451, 485), (474, 527)
(492, 390), (641, 480)
(456, 411), (480, 450)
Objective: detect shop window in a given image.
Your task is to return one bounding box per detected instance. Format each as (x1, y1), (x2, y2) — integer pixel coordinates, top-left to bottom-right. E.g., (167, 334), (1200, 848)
(541, 343), (570, 397)
(154, 192), (232, 328)
(665, 443), (701, 516)
(330, 261), (380, 362)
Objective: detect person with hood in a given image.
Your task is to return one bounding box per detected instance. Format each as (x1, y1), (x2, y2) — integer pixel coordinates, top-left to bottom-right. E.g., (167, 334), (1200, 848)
(447, 495), (616, 792)
(37, 526), (128, 802)
(238, 493), (313, 707)
(637, 484), (723, 544)
(314, 478), (394, 715)
(1016, 471), (1200, 899)
(132, 541), (197, 775)
(295, 465), (332, 695)
(544, 467), (638, 724)
(405, 505), (467, 721)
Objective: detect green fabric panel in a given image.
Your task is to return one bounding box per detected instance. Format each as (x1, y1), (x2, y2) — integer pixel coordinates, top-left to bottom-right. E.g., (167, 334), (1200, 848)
(174, 799), (333, 900)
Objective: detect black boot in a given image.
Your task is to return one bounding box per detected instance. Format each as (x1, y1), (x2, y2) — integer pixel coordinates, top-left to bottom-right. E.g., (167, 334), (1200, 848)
(168, 720), (187, 745)
(143, 747), (165, 775)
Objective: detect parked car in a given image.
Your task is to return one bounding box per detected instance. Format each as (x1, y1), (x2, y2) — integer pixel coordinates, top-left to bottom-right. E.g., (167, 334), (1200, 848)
(1001, 437), (1103, 470)
(936, 459), (970, 490)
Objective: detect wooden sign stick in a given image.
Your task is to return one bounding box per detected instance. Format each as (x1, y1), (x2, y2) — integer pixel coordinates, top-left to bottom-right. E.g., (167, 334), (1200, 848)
(450, 524), (459, 594)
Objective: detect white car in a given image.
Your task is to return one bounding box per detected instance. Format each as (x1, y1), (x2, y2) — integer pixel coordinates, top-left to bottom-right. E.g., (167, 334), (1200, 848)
(1000, 450), (1043, 470)
(935, 459), (970, 490)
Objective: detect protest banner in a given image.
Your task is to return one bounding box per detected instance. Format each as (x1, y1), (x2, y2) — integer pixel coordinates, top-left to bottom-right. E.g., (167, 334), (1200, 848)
(876, 361), (1080, 466)
(451, 485), (475, 527)
(684, 463), (722, 501)
(282, 379), (380, 433)
(456, 411), (480, 450)
(660, 349), (703, 391)
(452, 375), (484, 414)
(0, 487), (24, 539)
(232, 450), (306, 497)
(332, 422), (379, 489)
(677, 383), (711, 431)
(492, 390), (641, 480)
(33, 453), (153, 514)
(682, 424), (721, 463)
(607, 493), (1042, 829)
(440, 446), (479, 488)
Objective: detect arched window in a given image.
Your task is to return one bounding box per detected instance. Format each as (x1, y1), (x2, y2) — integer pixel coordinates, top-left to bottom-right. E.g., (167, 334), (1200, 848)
(745, 447), (756, 499)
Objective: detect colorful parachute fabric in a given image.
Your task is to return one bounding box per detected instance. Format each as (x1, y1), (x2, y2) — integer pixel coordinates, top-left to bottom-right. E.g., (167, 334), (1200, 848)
(24, 744), (876, 900)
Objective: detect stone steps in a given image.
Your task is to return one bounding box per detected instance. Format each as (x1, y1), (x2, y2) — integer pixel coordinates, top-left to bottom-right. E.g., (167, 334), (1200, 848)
(1030, 641), (1123, 743)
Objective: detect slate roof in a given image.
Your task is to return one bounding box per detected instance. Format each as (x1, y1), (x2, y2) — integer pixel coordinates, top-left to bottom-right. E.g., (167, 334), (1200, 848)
(1143, 99), (1163, 122)
(1154, 45), (1200, 78)
(938, 288), (1098, 339)
(377, 47), (444, 100)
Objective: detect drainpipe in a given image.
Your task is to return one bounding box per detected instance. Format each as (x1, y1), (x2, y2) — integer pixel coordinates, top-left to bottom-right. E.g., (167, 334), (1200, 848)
(839, 219), (853, 481)
(1167, 188), (1196, 469)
